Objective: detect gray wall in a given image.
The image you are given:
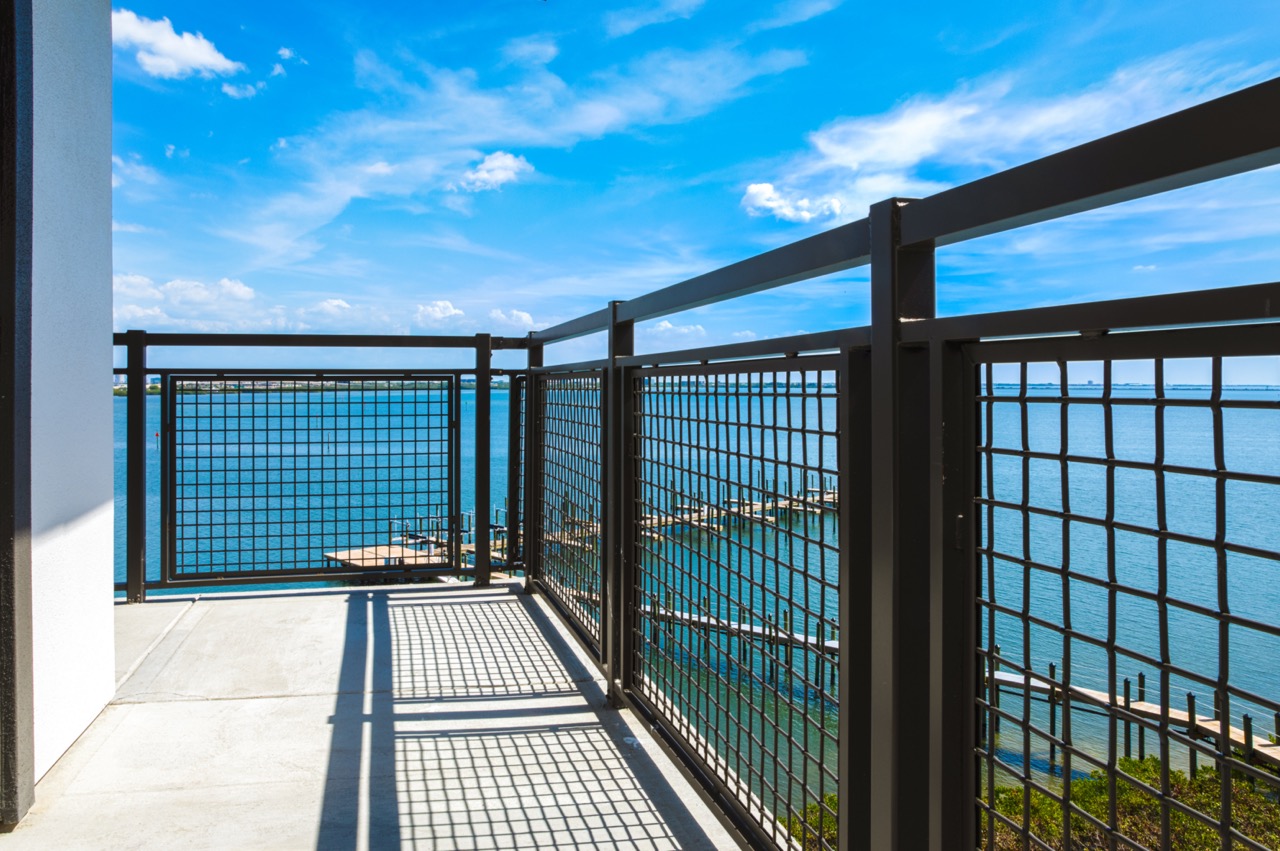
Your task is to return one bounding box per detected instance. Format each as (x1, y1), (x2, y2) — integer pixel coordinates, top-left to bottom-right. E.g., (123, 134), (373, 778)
(28, 0), (114, 780)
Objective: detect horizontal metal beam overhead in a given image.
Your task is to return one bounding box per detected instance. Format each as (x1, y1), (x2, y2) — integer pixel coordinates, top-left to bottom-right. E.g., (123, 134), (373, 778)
(531, 218), (871, 345)
(901, 77), (1280, 248)
(900, 280), (1280, 343)
(111, 332), (528, 350)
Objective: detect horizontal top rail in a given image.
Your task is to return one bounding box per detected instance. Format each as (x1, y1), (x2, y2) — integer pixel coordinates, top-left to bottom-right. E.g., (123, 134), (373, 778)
(531, 219), (872, 345)
(113, 331), (528, 350)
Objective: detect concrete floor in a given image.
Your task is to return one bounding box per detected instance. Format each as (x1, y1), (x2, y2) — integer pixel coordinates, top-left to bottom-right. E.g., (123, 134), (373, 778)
(5, 581), (738, 850)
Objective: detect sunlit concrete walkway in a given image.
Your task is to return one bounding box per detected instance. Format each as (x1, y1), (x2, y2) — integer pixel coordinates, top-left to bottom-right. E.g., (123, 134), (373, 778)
(4, 580), (737, 850)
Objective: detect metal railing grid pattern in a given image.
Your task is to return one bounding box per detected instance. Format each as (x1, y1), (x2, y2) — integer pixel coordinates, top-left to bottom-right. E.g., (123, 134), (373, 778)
(628, 359), (841, 850)
(167, 376), (454, 579)
(511, 375), (526, 566)
(535, 371), (605, 648)
(970, 334), (1280, 851)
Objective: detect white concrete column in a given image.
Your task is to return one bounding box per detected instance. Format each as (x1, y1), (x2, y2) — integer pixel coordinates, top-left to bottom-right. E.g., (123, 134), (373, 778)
(28, 0), (114, 780)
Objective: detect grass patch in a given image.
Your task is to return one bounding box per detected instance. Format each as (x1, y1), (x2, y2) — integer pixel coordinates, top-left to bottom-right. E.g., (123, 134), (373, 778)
(787, 792), (837, 850)
(985, 756), (1280, 849)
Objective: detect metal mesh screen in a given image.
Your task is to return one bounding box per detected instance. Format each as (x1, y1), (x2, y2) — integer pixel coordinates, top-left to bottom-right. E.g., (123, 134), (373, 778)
(973, 345), (1280, 850)
(536, 371), (604, 647)
(628, 359), (841, 850)
(510, 375), (526, 567)
(167, 376), (455, 580)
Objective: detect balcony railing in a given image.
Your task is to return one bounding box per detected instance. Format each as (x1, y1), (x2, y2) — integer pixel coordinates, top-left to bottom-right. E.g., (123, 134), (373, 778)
(114, 77), (1280, 850)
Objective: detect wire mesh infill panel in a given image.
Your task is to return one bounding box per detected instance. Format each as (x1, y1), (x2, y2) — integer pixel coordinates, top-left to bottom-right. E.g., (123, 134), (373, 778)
(970, 337), (1280, 851)
(165, 375), (456, 581)
(535, 372), (604, 647)
(628, 360), (841, 851)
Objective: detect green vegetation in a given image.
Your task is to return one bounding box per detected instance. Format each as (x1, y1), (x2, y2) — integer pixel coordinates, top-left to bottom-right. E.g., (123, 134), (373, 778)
(787, 792), (838, 850)
(783, 758), (1280, 850)
(985, 757), (1280, 850)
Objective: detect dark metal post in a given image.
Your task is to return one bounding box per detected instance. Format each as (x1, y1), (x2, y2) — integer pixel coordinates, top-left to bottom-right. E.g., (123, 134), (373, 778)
(0, 0), (34, 818)
(523, 341), (543, 594)
(475, 334), (492, 587)
(603, 301), (633, 704)
(868, 197), (936, 850)
(930, 334), (976, 849)
(506, 377), (522, 570)
(837, 345), (873, 850)
(125, 330), (148, 603)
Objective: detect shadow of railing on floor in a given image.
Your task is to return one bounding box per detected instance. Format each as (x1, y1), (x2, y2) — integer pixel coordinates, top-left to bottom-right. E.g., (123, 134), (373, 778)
(318, 585), (727, 850)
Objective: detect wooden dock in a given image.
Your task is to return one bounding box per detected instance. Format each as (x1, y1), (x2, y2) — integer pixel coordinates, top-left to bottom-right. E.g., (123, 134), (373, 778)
(322, 544), (448, 570)
(557, 585), (839, 655)
(991, 670), (1280, 769)
(645, 604), (839, 655)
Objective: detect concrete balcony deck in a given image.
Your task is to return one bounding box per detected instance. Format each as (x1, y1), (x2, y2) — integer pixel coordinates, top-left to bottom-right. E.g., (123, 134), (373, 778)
(4, 580), (736, 849)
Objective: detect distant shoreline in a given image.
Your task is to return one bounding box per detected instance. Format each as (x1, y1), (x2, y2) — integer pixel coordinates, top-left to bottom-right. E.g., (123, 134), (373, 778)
(111, 379), (504, 396)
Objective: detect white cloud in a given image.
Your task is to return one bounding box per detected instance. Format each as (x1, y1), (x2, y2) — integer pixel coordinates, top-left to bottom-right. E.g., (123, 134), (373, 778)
(747, 0), (843, 33)
(111, 154), (160, 189)
(414, 300), (464, 326)
(271, 63), (286, 77)
(112, 220), (149, 233)
(364, 161), (395, 176)
(745, 48), (1275, 224)
(731, 330), (758, 341)
(223, 43), (803, 264)
(112, 273), (162, 299)
(1133, 264), (1158, 272)
(278, 47), (294, 60)
(455, 152), (532, 192)
(112, 274), (272, 333)
(157, 275), (252, 305)
(313, 298), (351, 315)
(160, 277), (255, 306)
(222, 81), (264, 99)
(605, 0), (704, 37)
(488, 308), (537, 331)
(643, 319), (707, 344)
(113, 304), (173, 328)
(502, 36), (558, 67)
(741, 182), (842, 223)
(111, 9), (245, 79)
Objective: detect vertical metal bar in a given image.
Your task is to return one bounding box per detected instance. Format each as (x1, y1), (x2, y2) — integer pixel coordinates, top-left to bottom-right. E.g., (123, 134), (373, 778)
(162, 374), (176, 584)
(616, 359), (638, 694)
(523, 343), (543, 594)
(475, 334), (492, 587)
(930, 338), (976, 850)
(604, 301), (634, 702)
(0, 0), (34, 819)
(126, 330), (147, 603)
(451, 376), (462, 578)
(868, 197), (936, 851)
(837, 345), (872, 850)
(506, 377), (522, 569)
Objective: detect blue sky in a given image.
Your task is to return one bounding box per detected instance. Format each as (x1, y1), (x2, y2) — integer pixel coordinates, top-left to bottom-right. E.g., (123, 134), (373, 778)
(110, 1), (1280, 369)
